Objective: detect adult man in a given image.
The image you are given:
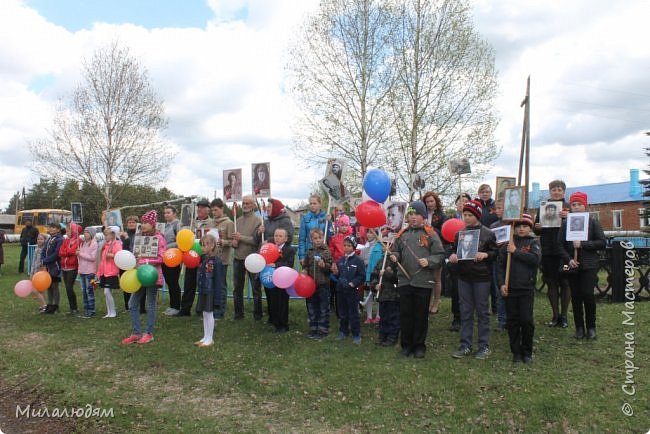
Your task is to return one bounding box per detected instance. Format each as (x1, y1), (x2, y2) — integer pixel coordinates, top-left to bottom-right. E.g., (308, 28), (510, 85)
(211, 198), (235, 319)
(389, 201), (445, 359)
(176, 199), (213, 316)
(232, 195), (263, 320)
(19, 218), (39, 273)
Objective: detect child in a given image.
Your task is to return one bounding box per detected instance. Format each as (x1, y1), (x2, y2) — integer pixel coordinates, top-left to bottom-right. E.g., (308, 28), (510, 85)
(97, 226), (122, 318)
(77, 227), (98, 318)
(267, 228), (296, 333)
(195, 233), (225, 347)
(449, 200), (498, 360)
(328, 214), (353, 315)
(59, 223), (82, 315)
(331, 236), (365, 344)
(490, 198), (508, 331)
(497, 214), (541, 363)
(121, 210), (166, 345)
(370, 248), (399, 346)
(359, 229), (382, 323)
(41, 222), (64, 314)
(302, 228), (333, 339)
(557, 192), (605, 340)
(30, 232), (48, 312)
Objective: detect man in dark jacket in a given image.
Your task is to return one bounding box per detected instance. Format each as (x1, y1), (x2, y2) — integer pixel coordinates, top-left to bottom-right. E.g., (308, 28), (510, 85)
(497, 214), (541, 363)
(19, 218), (39, 273)
(389, 201), (445, 358)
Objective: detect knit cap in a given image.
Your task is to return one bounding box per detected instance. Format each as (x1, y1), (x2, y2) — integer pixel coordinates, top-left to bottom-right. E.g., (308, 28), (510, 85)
(407, 201), (427, 219)
(463, 200), (483, 220)
(141, 210), (158, 226)
(569, 191), (588, 207)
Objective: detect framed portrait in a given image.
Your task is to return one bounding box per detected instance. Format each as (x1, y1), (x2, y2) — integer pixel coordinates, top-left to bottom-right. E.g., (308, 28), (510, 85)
(457, 229), (480, 260)
(495, 177), (516, 200)
(502, 186), (524, 222)
(106, 209), (123, 229)
(155, 222), (166, 234)
(492, 225), (511, 245)
(223, 168), (243, 202)
(566, 212), (589, 241)
(384, 201), (407, 234)
(252, 162), (271, 198)
(411, 173), (426, 191)
(180, 203), (194, 228)
(71, 202), (83, 223)
(323, 158), (349, 205)
(540, 201), (562, 228)
(133, 235), (160, 258)
(448, 158), (471, 176)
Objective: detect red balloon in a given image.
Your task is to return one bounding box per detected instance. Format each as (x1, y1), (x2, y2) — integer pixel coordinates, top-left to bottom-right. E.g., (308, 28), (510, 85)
(441, 218), (465, 243)
(259, 243), (280, 264)
(355, 200), (387, 229)
(294, 274), (316, 298)
(183, 250), (201, 269)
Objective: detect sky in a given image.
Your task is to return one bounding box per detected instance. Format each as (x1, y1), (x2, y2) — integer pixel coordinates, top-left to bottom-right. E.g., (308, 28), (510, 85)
(0, 0), (647, 212)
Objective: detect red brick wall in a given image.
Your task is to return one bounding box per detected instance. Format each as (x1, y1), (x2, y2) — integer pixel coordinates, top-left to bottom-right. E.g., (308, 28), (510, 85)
(588, 201), (644, 231)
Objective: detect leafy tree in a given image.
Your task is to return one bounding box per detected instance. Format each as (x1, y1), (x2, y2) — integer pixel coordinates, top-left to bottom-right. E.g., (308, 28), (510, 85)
(30, 41), (171, 210)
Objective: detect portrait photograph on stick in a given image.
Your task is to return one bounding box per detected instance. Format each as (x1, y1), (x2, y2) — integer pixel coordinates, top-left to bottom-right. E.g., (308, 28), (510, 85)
(492, 225), (511, 244)
(223, 168), (243, 202)
(566, 212), (589, 241)
(502, 186), (524, 222)
(252, 162), (271, 198)
(540, 201), (562, 228)
(495, 176), (516, 200)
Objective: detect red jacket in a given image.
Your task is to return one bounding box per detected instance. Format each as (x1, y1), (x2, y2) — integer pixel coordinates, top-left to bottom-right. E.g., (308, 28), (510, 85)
(59, 223), (82, 270)
(328, 227), (353, 262)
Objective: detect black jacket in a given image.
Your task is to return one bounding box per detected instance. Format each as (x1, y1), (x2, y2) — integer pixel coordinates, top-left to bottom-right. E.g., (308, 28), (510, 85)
(479, 198), (498, 227)
(452, 224), (498, 282)
(533, 199), (569, 256)
(20, 225), (39, 247)
(557, 215), (605, 270)
(497, 235), (541, 291)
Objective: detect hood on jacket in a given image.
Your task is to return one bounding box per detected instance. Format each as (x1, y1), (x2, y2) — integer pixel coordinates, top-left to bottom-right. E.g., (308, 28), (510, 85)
(68, 223), (82, 238)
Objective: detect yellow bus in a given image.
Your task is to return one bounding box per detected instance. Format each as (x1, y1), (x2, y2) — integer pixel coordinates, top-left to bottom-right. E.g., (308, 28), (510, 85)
(15, 209), (72, 235)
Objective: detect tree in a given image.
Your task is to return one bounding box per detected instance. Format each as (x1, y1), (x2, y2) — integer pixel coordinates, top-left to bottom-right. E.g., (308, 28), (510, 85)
(30, 41), (171, 210)
(287, 0), (397, 194)
(2, 192), (20, 214)
(387, 0), (499, 200)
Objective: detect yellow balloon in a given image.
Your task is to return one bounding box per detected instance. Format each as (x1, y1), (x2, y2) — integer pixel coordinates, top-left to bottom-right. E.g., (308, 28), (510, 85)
(120, 269), (142, 294)
(176, 228), (194, 252)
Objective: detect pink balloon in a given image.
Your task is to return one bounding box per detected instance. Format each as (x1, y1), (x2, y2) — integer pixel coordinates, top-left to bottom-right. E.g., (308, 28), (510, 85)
(272, 266), (299, 289)
(14, 280), (33, 298)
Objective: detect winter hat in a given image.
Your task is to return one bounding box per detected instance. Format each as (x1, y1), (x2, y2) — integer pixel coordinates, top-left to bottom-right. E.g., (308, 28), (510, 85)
(196, 198), (210, 208)
(463, 200), (483, 220)
(343, 235), (357, 249)
(109, 226), (121, 238)
(268, 198), (285, 219)
(141, 209), (158, 226)
(407, 201), (427, 219)
(336, 214), (350, 227)
(83, 226), (96, 237)
(569, 191), (588, 207)
(517, 213), (534, 228)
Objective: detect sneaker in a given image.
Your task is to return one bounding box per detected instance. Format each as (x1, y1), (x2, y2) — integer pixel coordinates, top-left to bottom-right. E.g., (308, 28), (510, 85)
(512, 354), (523, 363)
(522, 355), (533, 364)
(372, 317), (381, 324)
(38, 305), (48, 313)
(66, 309), (79, 316)
(452, 347), (471, 358)
(475, 346), (491, 360)
(307, 331), (319, 339)
(137, 333), (154, 344)
(164, 308), (180, 316)
(560, 316), (569, 328)
(449, 319), (460, 332)
(352, 336), (361, 344)
(335, 332), (347, 341)
(121, 334), (141, 345)
(197, 341), (213, 347)
(364, 318), (373, 324)
(413, 348), (425, 359)
(81, 312), (96, 319)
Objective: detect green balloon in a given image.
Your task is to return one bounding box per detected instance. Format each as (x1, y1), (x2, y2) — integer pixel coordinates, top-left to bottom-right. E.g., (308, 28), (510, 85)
(191, 239), (203, 255)
(136, 264), (159, 287)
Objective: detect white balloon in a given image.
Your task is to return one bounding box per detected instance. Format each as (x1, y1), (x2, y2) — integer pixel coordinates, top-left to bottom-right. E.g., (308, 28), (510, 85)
(114, 250), (136, 271)
(244, 253), (266, 273)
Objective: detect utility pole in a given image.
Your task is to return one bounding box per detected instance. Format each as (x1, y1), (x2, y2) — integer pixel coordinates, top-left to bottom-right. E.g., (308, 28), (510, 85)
(518, 76), (531, 211)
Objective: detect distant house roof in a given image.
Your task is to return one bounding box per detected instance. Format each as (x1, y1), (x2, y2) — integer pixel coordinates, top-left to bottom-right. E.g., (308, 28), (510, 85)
(529, 179), (645, 209)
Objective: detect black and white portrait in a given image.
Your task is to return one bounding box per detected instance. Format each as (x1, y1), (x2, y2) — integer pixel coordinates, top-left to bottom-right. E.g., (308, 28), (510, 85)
(411, 173), (426, 191)
(223, 169), (243, 202)
(502, 186), (524, 221)
(71, 202), (83, 223)
(492, 225), (511, 245)
(252, 162), (271, 198)
(457, 229), (480, 260)
(566, 212), (589, 241)
(540, 201), (562, 228)
(448, 158), (471, 176)
(495, 176), (516, 200)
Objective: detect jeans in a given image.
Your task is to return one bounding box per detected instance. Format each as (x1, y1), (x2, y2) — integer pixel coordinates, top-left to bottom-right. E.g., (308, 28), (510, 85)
(458, 279), (491, 349)
(378, 300), (400, 341)
(214, 264), (229, 319)
(398, 285), (431, 352)
(162, 264), (181, 310)
(232, 259), (263, 319)
(307, 284), (330, 334)
(336, 287), (360, 337)
(492, 263), (507, 327)
(61, 269), (78, 311)
(505, 290), (535, 357)
(129, 286), (158, 335)
(568, 269), (598, 330)
(79, 273), (96, 315)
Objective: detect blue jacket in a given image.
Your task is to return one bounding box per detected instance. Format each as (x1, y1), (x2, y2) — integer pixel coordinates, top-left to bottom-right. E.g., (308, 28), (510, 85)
(197, 255), (225, 297)
(335, 254), (365, 291)
(298, 210), (332, 260)
(41, 233), (63, 278)
(365, 242), (384, 282)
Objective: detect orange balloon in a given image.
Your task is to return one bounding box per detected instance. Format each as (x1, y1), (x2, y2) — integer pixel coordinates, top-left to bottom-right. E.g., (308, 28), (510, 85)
(32, 271), (52, 292)
(163, 248), (183, 267)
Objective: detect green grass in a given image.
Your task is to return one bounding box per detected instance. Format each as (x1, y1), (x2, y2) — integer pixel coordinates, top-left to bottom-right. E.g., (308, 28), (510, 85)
(0, 243), (648, 433)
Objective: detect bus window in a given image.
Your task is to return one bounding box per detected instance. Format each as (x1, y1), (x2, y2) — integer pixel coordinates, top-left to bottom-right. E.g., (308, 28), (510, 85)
(20, 213), (34, 225)
(38, 213), (48, 226)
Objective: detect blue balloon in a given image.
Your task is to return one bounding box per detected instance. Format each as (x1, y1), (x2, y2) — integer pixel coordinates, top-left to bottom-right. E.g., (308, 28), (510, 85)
(285, 285), (298, 297)
(260, 266), (275, 289)
(363, 169), (391, 203)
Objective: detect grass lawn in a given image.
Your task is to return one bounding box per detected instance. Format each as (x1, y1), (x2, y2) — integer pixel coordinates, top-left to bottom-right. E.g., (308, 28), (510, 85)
(0, 243), (648, 433)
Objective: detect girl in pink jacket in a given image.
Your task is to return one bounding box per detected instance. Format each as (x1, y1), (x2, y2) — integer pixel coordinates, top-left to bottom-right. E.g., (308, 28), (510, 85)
(77, 227), (98, 318)
(97, 226), (122, 318)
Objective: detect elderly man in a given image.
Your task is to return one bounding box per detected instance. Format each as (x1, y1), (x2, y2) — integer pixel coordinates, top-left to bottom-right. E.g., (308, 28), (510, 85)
(232, 195), (263, 320)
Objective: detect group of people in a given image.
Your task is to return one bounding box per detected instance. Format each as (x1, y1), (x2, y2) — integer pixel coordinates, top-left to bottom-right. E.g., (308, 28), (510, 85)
(19, 177), (604, 361)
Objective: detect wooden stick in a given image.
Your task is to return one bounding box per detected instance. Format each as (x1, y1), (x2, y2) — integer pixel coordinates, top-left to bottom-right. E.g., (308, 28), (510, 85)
(377, 235), (410, 280)
(375, 243), (390, 301)
(504, 223), (515, 291)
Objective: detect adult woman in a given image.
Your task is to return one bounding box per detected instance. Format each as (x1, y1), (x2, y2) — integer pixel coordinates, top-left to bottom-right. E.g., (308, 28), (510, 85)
(162, 205), (182, 316)
(557, 192), (605, 340)
(298, 194), (330, 265)
(423, 191), (448, 314)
